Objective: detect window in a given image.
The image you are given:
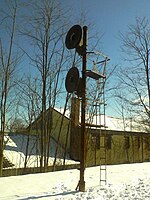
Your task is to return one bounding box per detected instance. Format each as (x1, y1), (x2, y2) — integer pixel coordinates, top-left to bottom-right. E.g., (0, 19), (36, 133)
(124, 136), (130, 149)
(136, 136), (140, 149)
(91, 131), (100, 149)
(144, 138), (150, 151)
(106, 135), (112, 149)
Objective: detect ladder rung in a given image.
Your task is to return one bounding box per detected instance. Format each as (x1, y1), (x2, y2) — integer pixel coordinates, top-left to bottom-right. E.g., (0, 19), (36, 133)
(100, 180), (106, 182)
(85, 123), (106, 128)
(101, 125), (108, 128)
(100, 168), (106, 171)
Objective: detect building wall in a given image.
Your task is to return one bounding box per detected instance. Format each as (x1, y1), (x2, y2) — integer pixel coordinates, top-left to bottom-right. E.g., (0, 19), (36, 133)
(70, 127), (150, 166)
(28, 99), (150, 166)
(29, 107), (71, 153)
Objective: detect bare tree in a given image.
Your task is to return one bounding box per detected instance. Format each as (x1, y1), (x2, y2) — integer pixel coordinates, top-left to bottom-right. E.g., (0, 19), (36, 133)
(16, 76), (41, 169)
(0, 1), (19, 176)
(115, 17), (150, 132)
(20, 0), (68, 171)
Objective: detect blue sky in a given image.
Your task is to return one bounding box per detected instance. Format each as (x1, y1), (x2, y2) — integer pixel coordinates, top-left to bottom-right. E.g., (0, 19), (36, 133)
(60, 0), (150, 116)
(1, 0), (150, 69)
(61, 0), (150, 64)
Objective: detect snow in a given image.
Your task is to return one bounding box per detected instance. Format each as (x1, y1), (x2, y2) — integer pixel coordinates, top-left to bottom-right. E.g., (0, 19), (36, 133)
(55, 107), (144, 132)
(4, 134), (77, 169)
(1, 162), (150, 199)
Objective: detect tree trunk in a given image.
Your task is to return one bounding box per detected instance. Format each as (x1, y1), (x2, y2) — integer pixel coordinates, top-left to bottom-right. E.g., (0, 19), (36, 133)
(0, 136), (4, 176)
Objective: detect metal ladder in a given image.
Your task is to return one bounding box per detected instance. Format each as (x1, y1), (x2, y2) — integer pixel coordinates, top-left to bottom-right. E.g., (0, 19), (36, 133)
(87, 55), (109, 185)
(94, 100), (107, 185)
(97, 61), (107, 185)
(99, 127), (107, 185)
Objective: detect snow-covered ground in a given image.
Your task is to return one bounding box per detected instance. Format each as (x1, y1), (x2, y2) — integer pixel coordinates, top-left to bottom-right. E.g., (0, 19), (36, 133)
(0, 162), (150, 199)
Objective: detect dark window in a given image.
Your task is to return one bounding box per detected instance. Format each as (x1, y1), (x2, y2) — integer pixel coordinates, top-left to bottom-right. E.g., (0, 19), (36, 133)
(91, 131), (100, 149)
(144, 138), (150, 151)
(96, 133), (100, 149)
(124, 136), (130, 149)
(106, 135), (112, 149)
(136, 136), (140, 149)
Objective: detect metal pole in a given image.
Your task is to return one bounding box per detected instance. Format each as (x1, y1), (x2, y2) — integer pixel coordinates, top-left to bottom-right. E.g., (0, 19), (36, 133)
(79, 26), (88, 192)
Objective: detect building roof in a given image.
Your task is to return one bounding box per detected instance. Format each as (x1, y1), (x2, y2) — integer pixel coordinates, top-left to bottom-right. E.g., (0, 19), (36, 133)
(55, 107), (147, 132)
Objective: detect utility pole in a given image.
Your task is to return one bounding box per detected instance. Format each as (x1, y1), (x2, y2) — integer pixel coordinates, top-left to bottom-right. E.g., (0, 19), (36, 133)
(79, 26), (88, 192)
(65, 24), (88, 192)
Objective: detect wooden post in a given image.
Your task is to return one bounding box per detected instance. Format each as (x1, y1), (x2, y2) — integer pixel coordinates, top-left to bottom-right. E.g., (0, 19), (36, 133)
(70, 97), (80, 160)
(79, 26), (88, 192)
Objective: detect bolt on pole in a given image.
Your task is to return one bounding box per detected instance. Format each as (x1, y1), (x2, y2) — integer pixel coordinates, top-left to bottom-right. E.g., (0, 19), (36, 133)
(79, 26), (88, 192)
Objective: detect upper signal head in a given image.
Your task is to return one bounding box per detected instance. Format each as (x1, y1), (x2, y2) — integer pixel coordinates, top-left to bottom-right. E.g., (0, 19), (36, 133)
(65, 25), (82, 49)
